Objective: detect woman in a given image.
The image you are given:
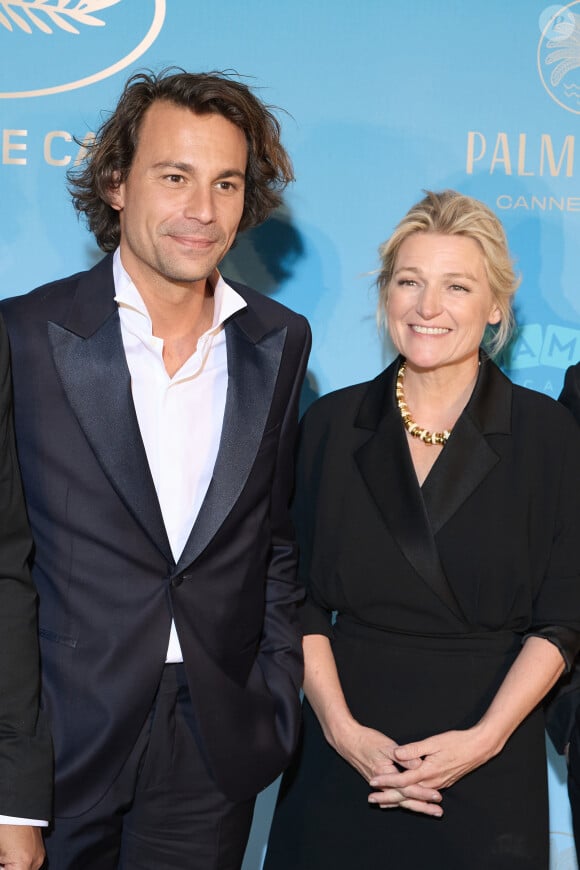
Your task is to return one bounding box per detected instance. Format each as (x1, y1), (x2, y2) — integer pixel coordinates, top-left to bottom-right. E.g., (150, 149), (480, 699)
(265, 190), (580, 869)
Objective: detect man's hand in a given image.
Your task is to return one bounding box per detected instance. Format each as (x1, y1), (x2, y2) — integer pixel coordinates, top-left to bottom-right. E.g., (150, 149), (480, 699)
(0, 825), (45, 870)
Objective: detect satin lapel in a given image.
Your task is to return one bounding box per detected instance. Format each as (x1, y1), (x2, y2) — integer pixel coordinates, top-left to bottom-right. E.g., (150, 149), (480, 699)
(421, 356), (509, 535)
(175, 319), (286, 572)
(421, 416), (499, 535)
(48, 311), (172, 563)
(354, 366), (466, 622)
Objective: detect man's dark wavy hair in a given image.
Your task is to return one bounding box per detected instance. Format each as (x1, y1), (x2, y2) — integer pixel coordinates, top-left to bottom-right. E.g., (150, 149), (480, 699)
(68, 68), (294, 252)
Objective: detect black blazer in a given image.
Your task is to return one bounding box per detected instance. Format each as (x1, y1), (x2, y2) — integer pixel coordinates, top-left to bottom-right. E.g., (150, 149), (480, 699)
(560, 363), (580, 425)
(295, 356), (580, 671)
(0, 315), (52, 819)
(545, 361), (580, 752)
(1, 254), (311, 816)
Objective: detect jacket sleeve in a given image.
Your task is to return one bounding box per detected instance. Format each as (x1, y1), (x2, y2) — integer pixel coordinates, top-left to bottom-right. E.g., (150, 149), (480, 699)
(544, 369), (580, 752)
(256, 316), (312, 754)
(292, 403), (338, 639)
(0, 314), (53, 818)
(559, 362), (580, 425)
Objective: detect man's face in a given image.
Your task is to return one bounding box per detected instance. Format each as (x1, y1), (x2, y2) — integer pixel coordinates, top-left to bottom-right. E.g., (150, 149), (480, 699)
(109, 100), (247, 294)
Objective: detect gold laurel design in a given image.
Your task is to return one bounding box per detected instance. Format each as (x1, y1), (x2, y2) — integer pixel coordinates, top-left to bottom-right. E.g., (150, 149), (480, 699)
(0, 0), (121, 34)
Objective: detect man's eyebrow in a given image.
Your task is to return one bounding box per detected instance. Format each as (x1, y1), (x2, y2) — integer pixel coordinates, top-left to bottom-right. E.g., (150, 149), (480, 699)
(215, 168), (246, 181)
(151, 161), (192, 172)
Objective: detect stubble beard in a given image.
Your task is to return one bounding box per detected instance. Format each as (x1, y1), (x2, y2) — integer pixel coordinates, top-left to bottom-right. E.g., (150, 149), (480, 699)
(152, 236), (228, 286)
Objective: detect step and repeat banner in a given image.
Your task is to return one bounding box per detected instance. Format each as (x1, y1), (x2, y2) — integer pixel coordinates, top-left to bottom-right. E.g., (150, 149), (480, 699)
(1, 1), (580, 866)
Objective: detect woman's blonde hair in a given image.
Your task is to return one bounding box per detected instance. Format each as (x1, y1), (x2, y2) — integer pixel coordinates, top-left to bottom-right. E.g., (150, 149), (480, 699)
(376, 189), (520, 356)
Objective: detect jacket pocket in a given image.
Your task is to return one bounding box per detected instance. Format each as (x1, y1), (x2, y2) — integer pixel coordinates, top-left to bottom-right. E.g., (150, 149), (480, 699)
(39, 627), (77, 648)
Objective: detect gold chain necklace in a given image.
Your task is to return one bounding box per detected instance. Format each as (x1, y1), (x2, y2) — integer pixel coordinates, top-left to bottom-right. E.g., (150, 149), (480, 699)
(395, 362), (451, 446)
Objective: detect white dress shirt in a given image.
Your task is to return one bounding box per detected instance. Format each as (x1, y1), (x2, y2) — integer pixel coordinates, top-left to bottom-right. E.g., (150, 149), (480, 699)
(113, 249), (246, 662)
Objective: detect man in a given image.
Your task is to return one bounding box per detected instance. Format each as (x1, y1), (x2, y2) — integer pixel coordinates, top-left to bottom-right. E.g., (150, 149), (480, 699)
(1, 70), (310, 869)
(545, 361), (580, 857)
(0, 317), (52, 870)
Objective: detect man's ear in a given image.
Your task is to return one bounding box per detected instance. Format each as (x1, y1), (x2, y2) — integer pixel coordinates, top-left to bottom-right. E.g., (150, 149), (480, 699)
(107, 171), (124, 212)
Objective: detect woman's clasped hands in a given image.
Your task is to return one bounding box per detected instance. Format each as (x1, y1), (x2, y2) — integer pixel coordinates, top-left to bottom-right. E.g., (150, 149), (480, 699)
(332, 720), (444, 817)
(366, 724), (500, 816)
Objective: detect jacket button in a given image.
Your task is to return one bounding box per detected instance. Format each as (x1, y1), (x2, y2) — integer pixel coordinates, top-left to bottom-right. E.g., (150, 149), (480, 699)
(170, 576), (183, 588)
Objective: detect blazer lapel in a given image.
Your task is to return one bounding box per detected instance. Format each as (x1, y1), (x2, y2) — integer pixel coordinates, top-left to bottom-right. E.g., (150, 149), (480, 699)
(421, 355), (510, 535)
(48, 257), (172, 563)
(175, 314), (287, 572)
(354, 363), (466, 622)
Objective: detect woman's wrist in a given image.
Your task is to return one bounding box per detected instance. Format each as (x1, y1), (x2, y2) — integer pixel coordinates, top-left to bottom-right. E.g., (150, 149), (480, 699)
(470, 718), (508, 762)
(321, 707), (359, 754)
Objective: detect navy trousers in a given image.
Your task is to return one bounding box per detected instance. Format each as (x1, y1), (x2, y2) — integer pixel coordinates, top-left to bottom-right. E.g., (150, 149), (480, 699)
(43, 664), (255, 870)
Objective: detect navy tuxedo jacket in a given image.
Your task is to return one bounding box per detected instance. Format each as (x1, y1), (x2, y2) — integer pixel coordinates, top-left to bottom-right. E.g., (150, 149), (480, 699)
(1, 254), (310, 817)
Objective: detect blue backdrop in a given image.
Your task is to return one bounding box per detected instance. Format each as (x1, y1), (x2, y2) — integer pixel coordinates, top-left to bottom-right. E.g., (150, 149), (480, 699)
(1, 1), (579, 865)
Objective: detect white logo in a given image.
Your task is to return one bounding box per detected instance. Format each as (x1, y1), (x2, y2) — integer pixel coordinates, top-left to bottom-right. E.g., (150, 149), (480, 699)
(0, 0), (166, 99)
(538, 2), (580, 114)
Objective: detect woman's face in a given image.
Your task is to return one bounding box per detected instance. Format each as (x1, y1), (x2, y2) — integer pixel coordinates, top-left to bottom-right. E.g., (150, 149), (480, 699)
(386, 232), (501, 374)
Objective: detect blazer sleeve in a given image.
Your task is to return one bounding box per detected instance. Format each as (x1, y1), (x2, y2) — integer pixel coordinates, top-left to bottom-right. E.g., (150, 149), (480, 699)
(293, 399), (340, 639)
(544, 376), (580, 752)
(255, 317), (312, 747)
(559, 362), (580, 425)
(0, 314), (53, 818)
(525, 408), (580, 672)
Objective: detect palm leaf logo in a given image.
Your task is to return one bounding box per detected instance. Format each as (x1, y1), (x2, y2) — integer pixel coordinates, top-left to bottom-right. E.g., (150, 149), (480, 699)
(545, 11), (580, 87)
(0, 0), (122, 34)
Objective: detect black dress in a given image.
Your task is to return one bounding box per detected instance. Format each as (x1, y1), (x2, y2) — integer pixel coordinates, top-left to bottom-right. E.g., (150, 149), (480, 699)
(265, 357), (580, 870)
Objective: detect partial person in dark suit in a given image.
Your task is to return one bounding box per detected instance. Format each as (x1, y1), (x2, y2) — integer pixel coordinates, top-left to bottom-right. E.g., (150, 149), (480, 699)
(545, 361), (580, 859)
(0, 317), (52, 870)
(1, 69), (310, 870)
(559, 363), (580, 420)
(265, 190), (580, 870)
